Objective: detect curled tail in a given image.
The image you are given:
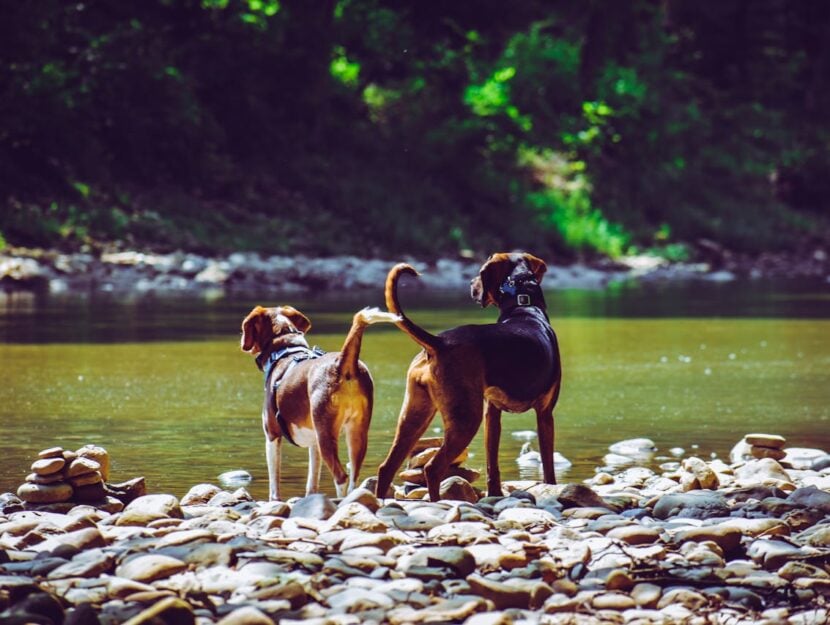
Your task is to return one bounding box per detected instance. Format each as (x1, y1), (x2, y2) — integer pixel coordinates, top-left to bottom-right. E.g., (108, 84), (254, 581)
(337, 307), (401, 379)
(385, 263), (440, 354)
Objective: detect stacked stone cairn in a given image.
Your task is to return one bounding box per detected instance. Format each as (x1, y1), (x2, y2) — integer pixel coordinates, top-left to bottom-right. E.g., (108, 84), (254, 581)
(397, 437), (481, 500)
(14, 444), (144, 512)
(731, 433), (787, 462)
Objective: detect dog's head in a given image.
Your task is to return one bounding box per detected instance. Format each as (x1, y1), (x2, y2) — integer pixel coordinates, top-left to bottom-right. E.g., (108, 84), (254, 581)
(470, 252), (547, 307)
(240, 305), (312, 355)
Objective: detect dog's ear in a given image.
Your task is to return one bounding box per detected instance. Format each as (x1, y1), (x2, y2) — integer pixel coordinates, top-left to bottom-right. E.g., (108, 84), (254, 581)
(476, 253), (513, 307)
(279, 306), (312, 334)
(241, 306), (269, 353)
(523, 253), (547, 283)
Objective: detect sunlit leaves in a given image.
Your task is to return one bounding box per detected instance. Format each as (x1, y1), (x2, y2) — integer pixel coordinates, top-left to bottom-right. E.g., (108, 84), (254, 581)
(72, 182), (91, 199)
(331, 46), (360, 87)
(518, 145), (629, 257)
(464, 65), (532, 131)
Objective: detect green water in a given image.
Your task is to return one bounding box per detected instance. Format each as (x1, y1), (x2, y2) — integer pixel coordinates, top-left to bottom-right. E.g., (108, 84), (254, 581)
(1, 281), (829, 501)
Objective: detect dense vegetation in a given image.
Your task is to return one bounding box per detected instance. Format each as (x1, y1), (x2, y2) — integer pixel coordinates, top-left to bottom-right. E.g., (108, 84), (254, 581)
(1, 0), (828, 260)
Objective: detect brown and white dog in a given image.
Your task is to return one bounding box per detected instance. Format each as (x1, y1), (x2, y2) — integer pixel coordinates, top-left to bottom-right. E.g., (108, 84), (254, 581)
(241, 305), (399, 500)
(376, 252), (562, 501)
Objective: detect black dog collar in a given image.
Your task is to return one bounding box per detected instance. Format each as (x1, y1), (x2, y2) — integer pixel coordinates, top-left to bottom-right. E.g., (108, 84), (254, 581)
(499, 272), (540, 307)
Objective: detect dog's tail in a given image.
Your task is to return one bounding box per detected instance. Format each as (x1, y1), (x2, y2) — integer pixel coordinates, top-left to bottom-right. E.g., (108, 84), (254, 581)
(337, 307), (401, 380)
(385, 263), (441, 354)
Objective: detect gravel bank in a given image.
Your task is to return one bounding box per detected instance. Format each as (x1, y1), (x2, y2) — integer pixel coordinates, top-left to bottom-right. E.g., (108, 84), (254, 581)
(2, 246), (828, 295)
(2, 433), (829, 624)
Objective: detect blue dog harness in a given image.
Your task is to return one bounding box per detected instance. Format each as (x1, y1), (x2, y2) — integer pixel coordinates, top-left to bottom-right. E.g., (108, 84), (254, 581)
(256, 344), (326, 446)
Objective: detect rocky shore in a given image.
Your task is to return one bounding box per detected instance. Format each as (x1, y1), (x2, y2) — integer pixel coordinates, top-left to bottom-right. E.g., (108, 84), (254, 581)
(2, 245), (828, 295)
(2, 433), (829, 625)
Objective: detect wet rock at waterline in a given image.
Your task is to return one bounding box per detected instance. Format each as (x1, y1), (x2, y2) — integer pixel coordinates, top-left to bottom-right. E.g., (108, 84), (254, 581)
(1, 431), (828, 624)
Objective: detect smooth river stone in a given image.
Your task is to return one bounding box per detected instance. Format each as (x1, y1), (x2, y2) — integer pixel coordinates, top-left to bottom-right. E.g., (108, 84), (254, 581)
(672, 525), (743, 554)
(31, 457), (66, 476)
(117, 494), (183, 526)
(734, 458), (794, 489)
(115, 554), (187, 583)
(439, 476), (479, 503)
(466, 574), (541, 609)
(17, 481), (73, 504)
(399, 546), (477, 578)
(681, 457), (719, 490)
(606, 525), (661, 545)
(64, 457), (101, 478)
(323, 502), (388, 532)
(216, 606), (274, 625)
(25, 472), (64, 485)
(557, 483), (611, 510)
(745, 433), (786, 449)
(750, 445), (786, 461)
(69, 472), (103, 487)
(76, 444), (110, 481)
(119, 596), (194, 624)
(180, 483), (223, 506)
(38, 447), (65, 459)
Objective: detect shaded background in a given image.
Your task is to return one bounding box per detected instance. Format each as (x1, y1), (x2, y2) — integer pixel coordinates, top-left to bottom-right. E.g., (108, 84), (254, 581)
(1, 0), (828, 260)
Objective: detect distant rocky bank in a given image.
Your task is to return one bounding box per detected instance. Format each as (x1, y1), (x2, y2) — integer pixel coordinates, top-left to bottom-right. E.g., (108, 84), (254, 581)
(1, 245), (828, 296)
(1, 432), (829, 624)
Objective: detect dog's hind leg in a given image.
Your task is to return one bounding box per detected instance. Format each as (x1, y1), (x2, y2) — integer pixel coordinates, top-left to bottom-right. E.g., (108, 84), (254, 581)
(345, 417), (369, 494)
(317, 430), (349, 497)
(306, 442), (322, 495)
(266, 436), (282, 501)
(484, 401), (503, 497)
(424, 394), (482, 501)
(376, 373), (435, 498)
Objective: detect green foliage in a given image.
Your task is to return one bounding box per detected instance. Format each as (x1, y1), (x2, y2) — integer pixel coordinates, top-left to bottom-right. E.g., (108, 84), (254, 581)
(330, 46), (361, 87)
(0, 0), (827, 258)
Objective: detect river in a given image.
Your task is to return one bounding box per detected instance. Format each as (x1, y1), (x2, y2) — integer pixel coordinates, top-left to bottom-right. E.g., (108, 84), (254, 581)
(1, 279), (828, 501)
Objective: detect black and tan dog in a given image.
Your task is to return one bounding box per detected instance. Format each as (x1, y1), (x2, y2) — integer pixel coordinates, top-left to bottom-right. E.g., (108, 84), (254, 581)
(376, 252), (561, 501)
(241, 305), (399, 500)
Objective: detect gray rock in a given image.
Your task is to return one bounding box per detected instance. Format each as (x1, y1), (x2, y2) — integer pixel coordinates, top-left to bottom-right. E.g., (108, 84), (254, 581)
(215, 606), (273, 625)
(47, 548), (114, 579)
(290, 493), (336, 520)
(466, 574), (549, 609)
(180, 483), (223, 506)
(117, 494), (182, 526)
(400, 546), (477, 578)
(115, 554), (187, 582)
(339, 487), (381, 512)
(17, 481), (73, 504)
(747, 538), (816, 570)
(557, 483), (611, 510)
(652, 491), (730, 520)
(182, 543), (235, 569)
(114, 596), (194, 625)
(787, 485), (830, 514)
(439, 476), (479, 503)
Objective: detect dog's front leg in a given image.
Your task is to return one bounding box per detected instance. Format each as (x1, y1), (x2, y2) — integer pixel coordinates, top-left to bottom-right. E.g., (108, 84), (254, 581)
(536, 405), (556, 485)
(306, 443), (322, 495)
(266, 436), (282, 501)
(484, 401), (503, 497)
